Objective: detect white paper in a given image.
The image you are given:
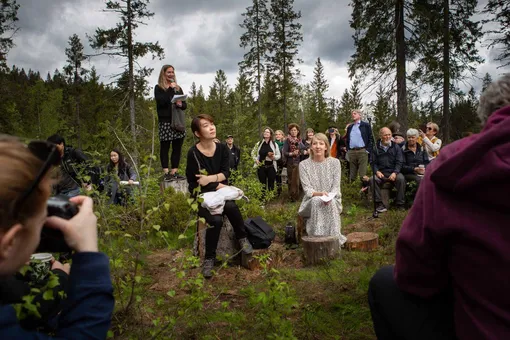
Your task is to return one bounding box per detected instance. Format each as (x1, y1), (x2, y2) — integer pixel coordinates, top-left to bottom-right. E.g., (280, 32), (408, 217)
(120, 181), (140, 186)
(171, 94), (187, 103)
(319, 192), (336, 202)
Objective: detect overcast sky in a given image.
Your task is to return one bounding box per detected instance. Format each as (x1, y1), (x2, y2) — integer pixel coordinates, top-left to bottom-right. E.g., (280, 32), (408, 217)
(7, 0), (507, 104)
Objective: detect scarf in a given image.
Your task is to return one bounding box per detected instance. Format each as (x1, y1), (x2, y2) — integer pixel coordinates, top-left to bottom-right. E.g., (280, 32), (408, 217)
(287, 135), (301, 154)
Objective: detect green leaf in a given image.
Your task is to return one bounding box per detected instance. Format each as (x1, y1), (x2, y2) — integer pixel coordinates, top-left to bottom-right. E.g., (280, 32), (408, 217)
(107, 330), (114, 338)
(124, 233), (132, 238)
(136, 295), (142, 303)
(152, 225), (161, 231)
(134, 276), (142, 283)
(164, 203), (170, 211)
(187, 198), (194, 205)
(178, 234), (186, 240)
(43, 290), (54, 300)
(191, 203), (198, 211)
(167, 290), (176, 297)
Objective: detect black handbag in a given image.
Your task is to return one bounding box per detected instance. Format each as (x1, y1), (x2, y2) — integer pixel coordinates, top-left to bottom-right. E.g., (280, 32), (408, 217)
(171, 104), (186, 132)
(244, 216), (275, 249)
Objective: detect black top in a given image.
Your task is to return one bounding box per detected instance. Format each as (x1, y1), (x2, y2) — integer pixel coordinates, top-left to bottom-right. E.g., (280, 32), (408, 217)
(401, 142), (430, 174)
(186, 143), (230, 195)
(258, 141), (273, 161)
(154, 85), (188, 123)
(225, 143), (241, 170)
(371, 140), (404, 177)
(55, 146), (91, 194)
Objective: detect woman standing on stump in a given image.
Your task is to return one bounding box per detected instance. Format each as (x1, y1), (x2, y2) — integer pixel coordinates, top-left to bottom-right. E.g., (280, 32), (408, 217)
(298, 133), (347, 245)
(186, 114), (253, 278)
(154, 65), (187, 181)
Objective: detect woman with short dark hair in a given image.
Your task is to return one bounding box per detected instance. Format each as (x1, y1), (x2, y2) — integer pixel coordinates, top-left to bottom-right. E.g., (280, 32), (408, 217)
(251, 127), (281, 193)
(106, 148), (137, 205)
(186, 114), (253, 278)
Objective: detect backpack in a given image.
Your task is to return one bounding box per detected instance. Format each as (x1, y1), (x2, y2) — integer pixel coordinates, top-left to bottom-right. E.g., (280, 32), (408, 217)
(244, 216), (275, 249)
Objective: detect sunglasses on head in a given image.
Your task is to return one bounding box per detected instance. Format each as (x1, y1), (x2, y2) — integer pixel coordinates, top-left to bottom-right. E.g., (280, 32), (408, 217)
(427, 127), (433, 131)
(13, 141), (61, 215)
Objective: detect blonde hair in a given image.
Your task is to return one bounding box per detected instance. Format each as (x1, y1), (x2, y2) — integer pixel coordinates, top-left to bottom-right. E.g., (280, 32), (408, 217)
(309, 133), (331, 158)
(427, 122), (439, 133)
(158, 65), (181, 91)
(0, 135), (51, 230)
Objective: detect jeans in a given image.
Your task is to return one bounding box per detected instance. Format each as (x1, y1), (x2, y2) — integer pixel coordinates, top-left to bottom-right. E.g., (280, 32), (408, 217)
(369, 173), (406, 206)
(368, 266), (455, 340)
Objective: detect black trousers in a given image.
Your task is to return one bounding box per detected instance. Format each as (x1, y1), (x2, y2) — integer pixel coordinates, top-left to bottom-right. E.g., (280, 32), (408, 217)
(160, 137), (184, 169)
(275, 165), (283, 195)
(368, 266), (455, 340)
(198, 201), (247, 259)
(257, 165), (276, 192)
(369, 173), (406, 206)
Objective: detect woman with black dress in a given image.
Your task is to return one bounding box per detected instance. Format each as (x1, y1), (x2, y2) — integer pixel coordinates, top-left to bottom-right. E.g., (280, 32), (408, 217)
(154, 65), (187, 181)
(186, 114), (253, 278)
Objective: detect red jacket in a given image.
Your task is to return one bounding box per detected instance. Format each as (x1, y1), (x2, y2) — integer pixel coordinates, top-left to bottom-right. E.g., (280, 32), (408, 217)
(394, 105), (510, 339)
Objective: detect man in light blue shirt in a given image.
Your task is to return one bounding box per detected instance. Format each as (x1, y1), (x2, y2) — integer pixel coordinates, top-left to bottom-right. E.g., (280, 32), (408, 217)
(346, 110), (374, 182)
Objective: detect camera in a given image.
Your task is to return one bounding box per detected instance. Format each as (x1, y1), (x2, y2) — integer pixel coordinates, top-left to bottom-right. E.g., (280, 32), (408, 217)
(36, 195), (79, 253)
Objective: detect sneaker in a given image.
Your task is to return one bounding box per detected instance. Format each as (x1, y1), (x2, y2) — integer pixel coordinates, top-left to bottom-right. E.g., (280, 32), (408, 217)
(376, 204), (387, 213)
(238, 237), (253, 254)
(169, 173), (186, 181)
(202, 258), (215, 279)
(163, 173), (172, 182)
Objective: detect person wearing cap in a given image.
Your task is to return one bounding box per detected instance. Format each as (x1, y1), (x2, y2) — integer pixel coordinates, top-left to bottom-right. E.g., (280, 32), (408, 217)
(346, 109), (374, 182)
(392, 131), (406, 147)
(224, 135), (240, 171)
(327, 126), (345, 161)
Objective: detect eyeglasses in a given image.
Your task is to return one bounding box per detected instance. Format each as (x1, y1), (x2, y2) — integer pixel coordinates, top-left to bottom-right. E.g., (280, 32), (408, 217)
(13, 141), (61, 216)
(426, 127), (433, 131)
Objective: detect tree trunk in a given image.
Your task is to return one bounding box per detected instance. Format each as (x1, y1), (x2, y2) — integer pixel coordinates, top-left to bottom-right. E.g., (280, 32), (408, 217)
(441, 0), (450, 143)
(256, 0), (262, 137)
(395, 0), (408, 133)
(282, 11), (287, 133)
(302, 236), (340, 266)
(127, 0), (136, 143)
(345, 232), (379, 251)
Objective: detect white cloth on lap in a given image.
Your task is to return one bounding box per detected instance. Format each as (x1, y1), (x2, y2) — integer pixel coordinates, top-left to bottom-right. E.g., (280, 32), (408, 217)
(201, 186), (244, 215)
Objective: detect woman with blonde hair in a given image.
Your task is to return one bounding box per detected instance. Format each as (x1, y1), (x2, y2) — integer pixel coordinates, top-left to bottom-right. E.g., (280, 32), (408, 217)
(298, 133), (346, 245)
(274, 129), (285, 196)
(154, 64), (187, 181)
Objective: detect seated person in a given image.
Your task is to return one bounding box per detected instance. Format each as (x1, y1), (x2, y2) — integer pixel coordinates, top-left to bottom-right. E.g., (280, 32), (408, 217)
(0, 135), (114, 338)
(185, 114), (253, 279)
(400, 129), (429, 186)
(369, 127), (405, 212)
(106, 148), (137, 205)
(298, 133), (347, 245)
(367, 74), (510, 340)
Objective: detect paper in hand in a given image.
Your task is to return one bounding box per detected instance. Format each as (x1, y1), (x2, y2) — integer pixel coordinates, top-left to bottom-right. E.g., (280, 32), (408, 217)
(171, 94), (187, 103)
(319, 192), (336, 203)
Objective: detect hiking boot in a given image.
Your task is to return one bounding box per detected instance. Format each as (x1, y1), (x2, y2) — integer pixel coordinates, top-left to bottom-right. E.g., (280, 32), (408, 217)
(238, 237), (253, 254)
(163, 173), (172, 182)
(202, 258), (215, 279)
(171, 173), (186, 181)
(376, 204), (387, 213)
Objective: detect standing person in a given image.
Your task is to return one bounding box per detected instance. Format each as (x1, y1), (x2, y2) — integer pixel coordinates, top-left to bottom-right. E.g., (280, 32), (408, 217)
(106, 148), (137, 205)
(346, 109), (374, 182)
(367, 74), (510, 340)
(224, 135), (241, 171)
(154, 64), (187, 181)
(299, 133), (347, 245)
(47, 134), (93, 197)
(0, 135), (114, 338)
(327, 127), (345, 161)
(185, 114), (253, 278)
(282, 123), (305, 201)
(301, 128), (315, 161)
(419, 122), (442, 161)
(252, 127), (281, 193)
(274, 129), (285, 196)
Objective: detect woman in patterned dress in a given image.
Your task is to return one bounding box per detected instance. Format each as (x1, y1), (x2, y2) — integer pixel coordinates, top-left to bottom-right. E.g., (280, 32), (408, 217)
(298, 133), (347, 245)
(154, 65), (187, 181)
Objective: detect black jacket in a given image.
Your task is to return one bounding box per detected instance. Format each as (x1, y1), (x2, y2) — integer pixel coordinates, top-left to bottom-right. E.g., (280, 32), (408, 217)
(346, 121), (374, 154)
(225, 143), (241, 171)
(371, 140), (404, 177)
(154, 85), (187, 123)
(401, 142), (430, 174)
(55, 146), (91, 194)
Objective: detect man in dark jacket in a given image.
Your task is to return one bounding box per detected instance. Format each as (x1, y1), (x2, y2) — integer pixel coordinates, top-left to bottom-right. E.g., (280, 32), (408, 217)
(47, 134), (93, 197)
(369, 127), (405, 212)
(368, 74), (510, 340)
(400, 128), (429, 186)
(346, 109), (374, 182)
(225, 135), (241, 171)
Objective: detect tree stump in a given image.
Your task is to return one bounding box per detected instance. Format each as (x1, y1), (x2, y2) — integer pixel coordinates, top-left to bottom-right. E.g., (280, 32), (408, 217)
(302, 236), (340, 266)
(241, 248), (272, 271)
(193, 216), (241, 264)
(345, 232), (379, 251)
(160, 178), (187, 194)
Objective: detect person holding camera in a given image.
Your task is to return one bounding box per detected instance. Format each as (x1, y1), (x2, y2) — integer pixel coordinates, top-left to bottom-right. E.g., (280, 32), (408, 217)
(0, 135), (114, 338)
(252, 127), (281, 194)
(154, 64), (187, 182)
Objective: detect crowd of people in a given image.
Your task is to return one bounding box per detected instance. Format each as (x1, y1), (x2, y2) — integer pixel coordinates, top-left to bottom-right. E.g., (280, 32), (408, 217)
(1, 63), (508, 339)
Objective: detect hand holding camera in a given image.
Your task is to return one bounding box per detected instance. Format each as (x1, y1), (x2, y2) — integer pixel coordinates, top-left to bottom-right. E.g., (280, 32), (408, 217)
(45, 196), (98, 253)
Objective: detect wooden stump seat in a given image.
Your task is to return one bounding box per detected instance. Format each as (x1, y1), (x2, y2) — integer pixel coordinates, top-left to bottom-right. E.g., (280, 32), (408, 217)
(345, 232), (379, 251)
(302, 236), (340, 266)
(160, 178), (187, 194)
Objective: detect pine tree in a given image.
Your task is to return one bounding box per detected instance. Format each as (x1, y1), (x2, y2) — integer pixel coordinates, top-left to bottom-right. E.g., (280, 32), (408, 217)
(64, 34), (88, 148)
(481, 72), (493, 93)
(0, 0), (19, 69)
(207, 70), (230, 125)
(311, 57), (329, 132)
(371, 85), (393, 133)
(338, 89), (352, 128)
(239, 0), (271, 135)
(268, 0), (303, 132)
(89, 0), (164, 143)
(483, 0), (510, 68)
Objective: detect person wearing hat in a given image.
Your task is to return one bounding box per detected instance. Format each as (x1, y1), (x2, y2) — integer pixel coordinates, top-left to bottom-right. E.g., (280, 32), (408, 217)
(392, 131), (406, 147)
(225, 135), (241, 171)
(327, 126), (345, 161)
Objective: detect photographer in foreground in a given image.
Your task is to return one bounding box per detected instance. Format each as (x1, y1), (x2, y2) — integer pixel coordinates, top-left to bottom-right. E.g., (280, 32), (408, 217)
(0, 135), (114, 338)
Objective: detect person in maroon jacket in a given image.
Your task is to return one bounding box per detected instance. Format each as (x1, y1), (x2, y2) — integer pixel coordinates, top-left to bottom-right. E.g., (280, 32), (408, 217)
(368, 74), (510, 340)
